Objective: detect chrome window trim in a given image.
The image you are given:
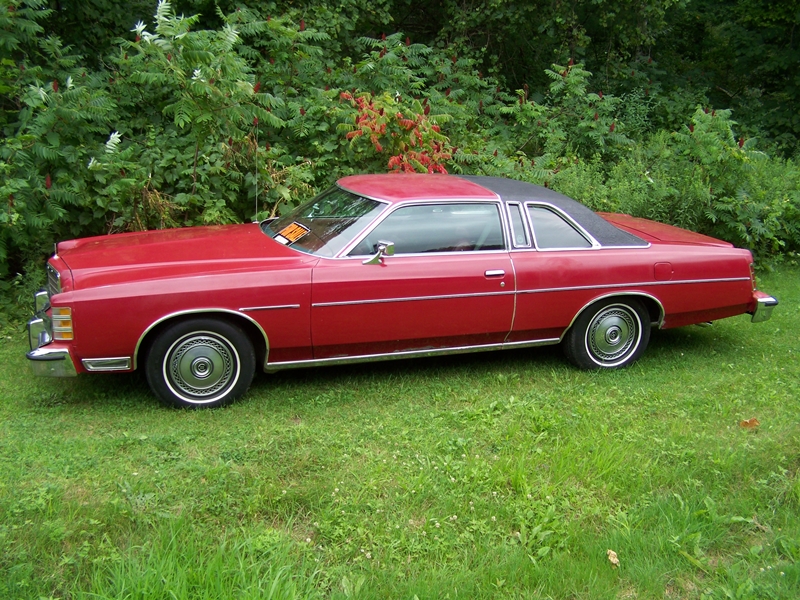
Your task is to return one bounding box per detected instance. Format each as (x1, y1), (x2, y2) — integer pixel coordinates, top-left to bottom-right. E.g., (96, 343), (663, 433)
(525, 202), (601, 249)
(239, 304), (301, 312)
(313, 289), (516, 308)
(340, 199), (510, 257)
(265, 336), (560, 372)
(506, 201), (532, 248)
(82, 357), (132, 372)
(323, 248), (511, 262)
(133, 308), (271, 371)
(509, 243), (653, 252)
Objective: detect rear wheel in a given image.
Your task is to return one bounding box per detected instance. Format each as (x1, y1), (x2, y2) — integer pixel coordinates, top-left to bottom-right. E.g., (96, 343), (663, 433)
(145, 318), (255, 408)
(563, 298), (650, 369)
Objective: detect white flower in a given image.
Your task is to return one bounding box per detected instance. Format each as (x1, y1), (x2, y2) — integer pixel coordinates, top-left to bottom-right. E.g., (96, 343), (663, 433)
(131, 21), (147, 35)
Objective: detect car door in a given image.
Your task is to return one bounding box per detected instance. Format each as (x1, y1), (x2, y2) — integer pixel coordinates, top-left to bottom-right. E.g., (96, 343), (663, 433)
(310, 202), (515, 359)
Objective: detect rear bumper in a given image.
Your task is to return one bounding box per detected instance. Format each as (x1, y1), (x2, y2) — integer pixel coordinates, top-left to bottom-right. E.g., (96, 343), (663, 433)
(751, 292), (778, 323)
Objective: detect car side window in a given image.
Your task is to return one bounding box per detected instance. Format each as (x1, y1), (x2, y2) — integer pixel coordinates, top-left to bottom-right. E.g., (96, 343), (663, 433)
(507, 202), (530, 247)
(526, 203), (592, 249)
(349, 203), (505, 255)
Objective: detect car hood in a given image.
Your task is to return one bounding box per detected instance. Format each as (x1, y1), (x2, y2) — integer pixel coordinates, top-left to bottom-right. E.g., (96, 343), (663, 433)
(599, 213), (733, 247)
(56, 223), (313, 290)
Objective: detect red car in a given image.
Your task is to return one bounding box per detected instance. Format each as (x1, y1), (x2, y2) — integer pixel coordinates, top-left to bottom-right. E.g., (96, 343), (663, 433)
(27, 174), (777, 408)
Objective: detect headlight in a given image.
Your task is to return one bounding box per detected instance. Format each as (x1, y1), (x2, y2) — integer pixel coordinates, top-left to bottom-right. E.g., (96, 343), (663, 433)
(52, 307), (73, 341)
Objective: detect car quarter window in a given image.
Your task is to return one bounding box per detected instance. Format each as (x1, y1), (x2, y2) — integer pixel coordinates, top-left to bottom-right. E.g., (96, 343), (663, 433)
(526, 203), (592, 249)
(507, 202), (530, 247)
(349, 203), (505, 255)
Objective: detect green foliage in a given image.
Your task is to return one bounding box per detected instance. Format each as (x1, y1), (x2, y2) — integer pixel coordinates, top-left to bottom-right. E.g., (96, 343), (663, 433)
(1, 0), (800, 279)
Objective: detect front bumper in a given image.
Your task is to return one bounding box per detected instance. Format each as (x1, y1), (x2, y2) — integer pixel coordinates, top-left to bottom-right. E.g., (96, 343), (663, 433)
(26, 290), (78, 377)
(751, 292), (778, 323)
(27, 345), (78, 377)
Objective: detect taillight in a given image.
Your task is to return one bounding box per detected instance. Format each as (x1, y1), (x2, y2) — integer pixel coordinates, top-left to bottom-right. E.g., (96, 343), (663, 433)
(749, 263), (757, 291)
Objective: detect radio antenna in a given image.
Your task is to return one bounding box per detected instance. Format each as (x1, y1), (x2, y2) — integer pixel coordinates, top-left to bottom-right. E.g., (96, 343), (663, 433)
(254, 123), (259, 222)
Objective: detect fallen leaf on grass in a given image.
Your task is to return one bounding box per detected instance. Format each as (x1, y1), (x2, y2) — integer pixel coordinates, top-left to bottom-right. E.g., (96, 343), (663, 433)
(607, 549), (620, 568)
(739, 418), (760, 429)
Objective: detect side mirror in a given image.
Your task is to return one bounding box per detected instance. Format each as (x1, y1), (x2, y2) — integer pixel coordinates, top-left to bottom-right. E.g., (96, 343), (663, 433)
(362, 240), (395, 265)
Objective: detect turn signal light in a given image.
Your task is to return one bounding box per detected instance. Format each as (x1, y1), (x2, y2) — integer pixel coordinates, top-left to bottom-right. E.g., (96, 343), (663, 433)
(52, 306), (74, 341)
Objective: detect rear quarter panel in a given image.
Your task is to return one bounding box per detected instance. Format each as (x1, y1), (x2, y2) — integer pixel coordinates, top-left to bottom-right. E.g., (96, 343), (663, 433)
(508, 243), (754, 342)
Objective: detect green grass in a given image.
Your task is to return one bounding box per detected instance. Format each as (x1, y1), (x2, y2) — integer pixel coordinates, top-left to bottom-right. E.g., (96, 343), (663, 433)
(1, 267), (799, 599)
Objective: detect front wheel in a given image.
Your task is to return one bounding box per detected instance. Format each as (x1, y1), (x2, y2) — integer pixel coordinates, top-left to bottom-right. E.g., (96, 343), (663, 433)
(563, 298), (650, 369)
(145, 318), (256, 408)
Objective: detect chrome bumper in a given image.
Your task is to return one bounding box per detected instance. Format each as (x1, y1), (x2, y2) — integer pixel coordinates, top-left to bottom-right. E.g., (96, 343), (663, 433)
(751, 295), (778, 323)
(26, 345), (78, 377)
(26, 289), (78, 377)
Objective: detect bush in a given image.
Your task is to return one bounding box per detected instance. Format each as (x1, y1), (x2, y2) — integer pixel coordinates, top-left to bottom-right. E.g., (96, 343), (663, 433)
(1, 0), (799, 282)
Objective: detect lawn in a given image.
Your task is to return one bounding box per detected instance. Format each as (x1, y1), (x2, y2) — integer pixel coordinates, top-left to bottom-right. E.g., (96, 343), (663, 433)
(1, 267), (798, 599)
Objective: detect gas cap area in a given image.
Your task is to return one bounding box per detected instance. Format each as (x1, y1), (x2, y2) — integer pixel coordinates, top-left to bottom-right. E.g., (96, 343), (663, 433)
(654, 262), (673, 281)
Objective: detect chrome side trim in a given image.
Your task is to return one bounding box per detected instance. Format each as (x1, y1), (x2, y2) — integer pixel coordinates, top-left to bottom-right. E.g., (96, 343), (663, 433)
(751, 295), (778, 323)
(239, 304), (300, 312)
(82, 357), (132, 372)
(26, 347), (78, 377)
(133, 309), (271, 371)
(562, 292), (666, 334)
(518, 276), (751, 296)
(265, 337), (561, 372)
(313, 289), (516, 308)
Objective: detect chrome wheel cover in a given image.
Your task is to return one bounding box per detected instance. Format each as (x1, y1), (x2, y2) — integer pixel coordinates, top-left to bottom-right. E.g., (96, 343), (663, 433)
(585, 305), (641, 367)
(163, 331), (240, 404)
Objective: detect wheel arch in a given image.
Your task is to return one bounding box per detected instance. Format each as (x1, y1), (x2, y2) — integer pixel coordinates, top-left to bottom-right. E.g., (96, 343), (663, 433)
(134, 309), (269, 371)
(561, 292), (664, 341)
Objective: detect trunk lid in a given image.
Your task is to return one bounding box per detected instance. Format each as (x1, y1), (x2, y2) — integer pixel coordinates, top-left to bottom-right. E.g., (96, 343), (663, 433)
(599, 213), (733, 247)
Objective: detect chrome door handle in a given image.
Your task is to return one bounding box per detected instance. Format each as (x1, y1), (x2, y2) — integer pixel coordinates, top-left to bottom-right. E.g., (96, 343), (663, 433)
(484, 269), (505, 277)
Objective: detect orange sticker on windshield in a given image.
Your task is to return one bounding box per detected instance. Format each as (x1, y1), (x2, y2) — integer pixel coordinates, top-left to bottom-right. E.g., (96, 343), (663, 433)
(277, 222), (310, 243)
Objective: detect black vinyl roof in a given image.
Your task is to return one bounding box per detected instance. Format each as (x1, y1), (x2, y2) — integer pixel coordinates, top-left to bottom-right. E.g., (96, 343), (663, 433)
(457, 175), (648, 248)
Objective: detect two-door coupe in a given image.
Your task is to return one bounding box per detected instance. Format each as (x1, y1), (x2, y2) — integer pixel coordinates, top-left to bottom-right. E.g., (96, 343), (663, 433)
(27, 174), (777, 408)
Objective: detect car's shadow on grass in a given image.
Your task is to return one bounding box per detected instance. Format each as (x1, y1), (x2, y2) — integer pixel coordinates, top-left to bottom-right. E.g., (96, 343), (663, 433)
(24, 324), (741, 412)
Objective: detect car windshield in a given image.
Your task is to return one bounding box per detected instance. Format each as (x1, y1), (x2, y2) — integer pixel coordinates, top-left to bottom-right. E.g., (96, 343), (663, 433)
(262, 187), (386, 257)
